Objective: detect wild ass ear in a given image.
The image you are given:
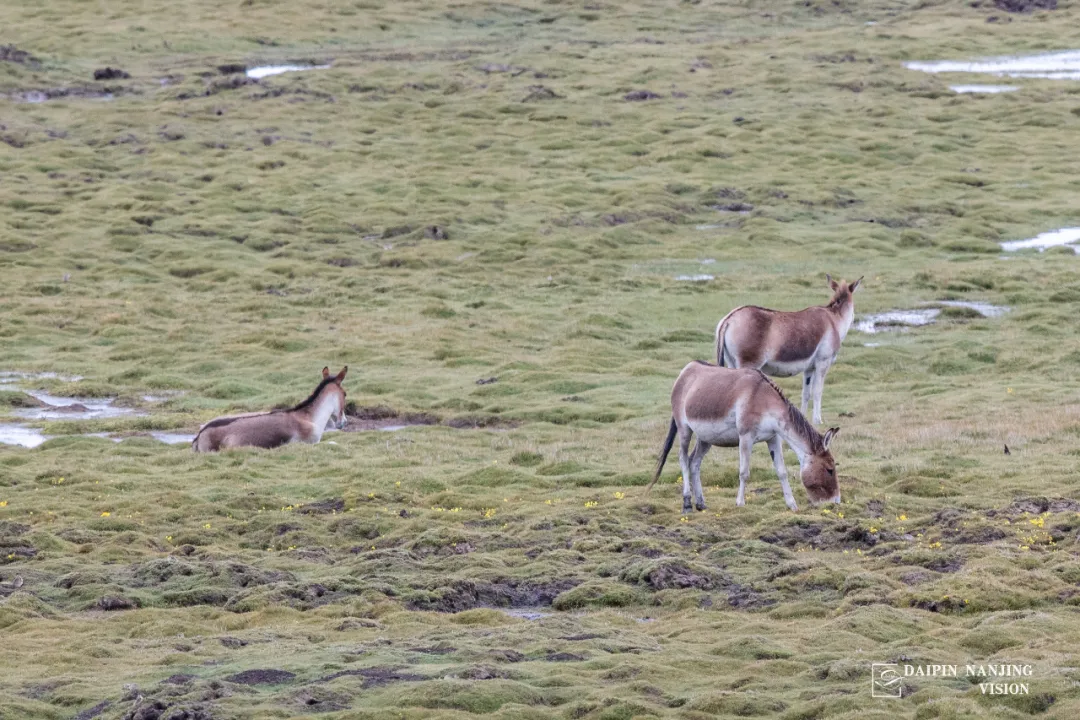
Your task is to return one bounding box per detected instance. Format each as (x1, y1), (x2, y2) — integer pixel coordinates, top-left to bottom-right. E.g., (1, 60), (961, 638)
(322, 367), (330, 379)
(335, 366), (348, 383)
(823, 427), (840, 450)
(826, 273), (839, 291)
(849, 276), (863, 293)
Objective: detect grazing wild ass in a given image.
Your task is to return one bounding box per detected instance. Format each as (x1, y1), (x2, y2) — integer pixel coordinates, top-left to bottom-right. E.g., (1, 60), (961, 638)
(715, 275), (861, 424)
(192, 367), (348, 452)
(647, 362), (840, 512)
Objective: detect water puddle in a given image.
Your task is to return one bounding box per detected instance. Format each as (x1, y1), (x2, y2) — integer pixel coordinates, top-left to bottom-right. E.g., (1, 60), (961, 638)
(14, 391), (138, 420)
(949, 84), (1018, 93)
(674, 274), (714, 282)
(148, 432), (195, 445)
(498, 609), (552, 621)
(925, 300), (1009, 317)
(10, 89), (114, 103)
(856, 309), (939, 334)
(0, 371), (83, 386)
(905, 50), (1080, 80)
(1000, 227), (1080, 253)
(246, 64), (331, 79)
(857, 301), (1008, 333)
(0, 424), (48, 448)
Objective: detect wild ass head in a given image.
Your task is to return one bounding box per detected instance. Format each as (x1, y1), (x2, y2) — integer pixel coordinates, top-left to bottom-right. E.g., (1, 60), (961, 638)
(800, 426), (841, 504)
(320, 366), (349, 430)
(826, 274), (863, 308)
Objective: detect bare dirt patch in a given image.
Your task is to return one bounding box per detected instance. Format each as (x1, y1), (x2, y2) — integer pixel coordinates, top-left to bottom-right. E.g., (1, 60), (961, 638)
(406, 578), (580, 612)
(317, 666), (425, 687)
(224, 669), (296, 685)
(0, 45), (38, 65)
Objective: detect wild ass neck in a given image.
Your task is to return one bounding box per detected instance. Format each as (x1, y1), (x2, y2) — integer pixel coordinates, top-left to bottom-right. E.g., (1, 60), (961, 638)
(776, 412), (823, 467)
(303, 391), (339, 441)
(830, 297), (855, 338)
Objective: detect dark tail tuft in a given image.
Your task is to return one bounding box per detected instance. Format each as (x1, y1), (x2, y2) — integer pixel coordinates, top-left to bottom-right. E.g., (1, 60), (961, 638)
(646, 418), (678, 493)
(716, 321), (727, 367)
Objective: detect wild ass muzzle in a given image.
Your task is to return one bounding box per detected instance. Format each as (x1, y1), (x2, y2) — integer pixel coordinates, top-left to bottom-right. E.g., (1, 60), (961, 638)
(715, 275), (861, 424)
(192, 366), (348, 452)
(647, 362), (841, 512)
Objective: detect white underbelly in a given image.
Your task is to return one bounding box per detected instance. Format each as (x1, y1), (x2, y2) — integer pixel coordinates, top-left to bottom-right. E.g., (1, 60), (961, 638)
(686, 416), (740, 447)
(760, 359), (811, 377)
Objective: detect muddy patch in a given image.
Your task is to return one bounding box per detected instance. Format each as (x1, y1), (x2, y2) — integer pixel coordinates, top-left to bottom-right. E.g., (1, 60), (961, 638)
(994, 0), (1057, 12)
(997, 496), (1080, 516)
(344, 405), (439, 431)
(298, 498), (345, 515)
(224, 669), (296, 685)
(93, 67), (129, 80)
(406, 578), (580, 613)
(344, 406), (516, 432)
(318, 666), (425, 687)
(905, 50), (1080, 80)
(246, 64), (331, 79)
(8, 87), (116, 103)
(624, 89), (661, 101)
(0, 45), (39, 66)
(1001, 227), (1080, 253)
(760, 521), (881, 551)
(72, 700), (111, 720)
(291, 688), (350, 713)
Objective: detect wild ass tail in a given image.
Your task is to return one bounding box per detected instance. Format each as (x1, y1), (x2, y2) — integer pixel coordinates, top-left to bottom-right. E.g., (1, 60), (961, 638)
(646, 418), (678, 493)
(715, 307), (740, 366)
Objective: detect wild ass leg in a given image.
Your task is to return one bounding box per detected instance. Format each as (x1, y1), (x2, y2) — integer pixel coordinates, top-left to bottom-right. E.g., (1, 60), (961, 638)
(689, 440), (711, 512)
(801, 370), (813, 416)
(678, 428), (694, 514)
(811, 362), (831, 424)
(735, 434), (753, 507)
(768, 436), (798, 512)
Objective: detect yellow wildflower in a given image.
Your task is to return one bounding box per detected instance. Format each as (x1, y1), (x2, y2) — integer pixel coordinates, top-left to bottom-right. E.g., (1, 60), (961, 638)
(613, 492), (625, 500)
(0, 501), (7, 507)
(100, 511), (110, 517)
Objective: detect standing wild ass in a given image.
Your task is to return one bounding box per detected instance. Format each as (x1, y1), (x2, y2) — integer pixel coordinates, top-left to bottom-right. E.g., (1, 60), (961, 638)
(714, 275), (861, 424)
(648, 362), (840, 512)
(192, 366), (348, 452)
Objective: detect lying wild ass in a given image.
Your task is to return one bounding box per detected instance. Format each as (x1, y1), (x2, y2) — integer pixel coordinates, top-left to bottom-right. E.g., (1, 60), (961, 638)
(192, 367), (348, 452)
(715, 275), (861, 424)
(647, 362), (840, 512)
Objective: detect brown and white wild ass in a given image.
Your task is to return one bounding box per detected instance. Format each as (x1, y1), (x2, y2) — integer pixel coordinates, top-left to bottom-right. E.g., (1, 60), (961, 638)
(192, 366), (348, 452)
(647, 362), (840, 512)
(714, 275), (861, 424)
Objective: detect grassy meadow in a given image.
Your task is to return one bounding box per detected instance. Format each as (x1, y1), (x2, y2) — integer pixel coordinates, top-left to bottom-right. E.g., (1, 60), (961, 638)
(3, 0), (1080, 717)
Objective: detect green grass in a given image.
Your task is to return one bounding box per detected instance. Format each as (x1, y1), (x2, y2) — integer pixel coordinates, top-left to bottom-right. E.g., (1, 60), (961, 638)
(3, 0), (1080, 718)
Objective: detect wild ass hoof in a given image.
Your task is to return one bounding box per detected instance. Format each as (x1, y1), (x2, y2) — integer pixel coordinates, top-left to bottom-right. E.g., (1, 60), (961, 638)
(786, 501), (799, 512)
(682, 496), (693, 514)
(695, 499), (707, 512)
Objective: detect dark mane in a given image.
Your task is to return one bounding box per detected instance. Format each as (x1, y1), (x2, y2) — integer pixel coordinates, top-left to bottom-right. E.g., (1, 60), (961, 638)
(291, 376), (340, 412)
(753, 370), (825, 453)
